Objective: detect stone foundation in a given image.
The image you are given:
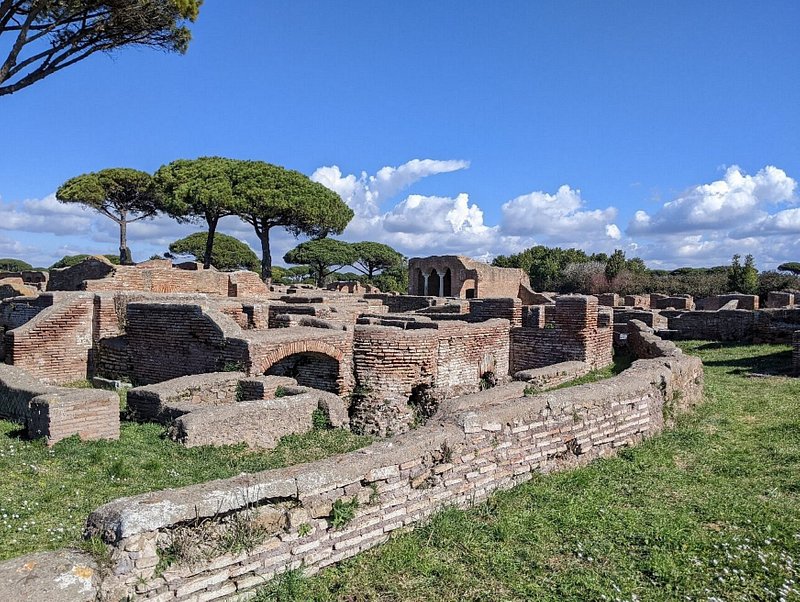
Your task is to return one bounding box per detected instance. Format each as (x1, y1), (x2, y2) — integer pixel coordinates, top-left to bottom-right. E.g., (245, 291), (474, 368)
(0, 364), (119, 445)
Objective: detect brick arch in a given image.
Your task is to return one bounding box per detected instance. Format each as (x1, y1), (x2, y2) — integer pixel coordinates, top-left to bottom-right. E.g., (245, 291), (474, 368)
(257, 340), (345, 373)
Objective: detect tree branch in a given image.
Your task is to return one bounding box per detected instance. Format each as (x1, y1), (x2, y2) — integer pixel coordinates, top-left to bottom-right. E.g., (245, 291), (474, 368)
(0, 0), (39, 83)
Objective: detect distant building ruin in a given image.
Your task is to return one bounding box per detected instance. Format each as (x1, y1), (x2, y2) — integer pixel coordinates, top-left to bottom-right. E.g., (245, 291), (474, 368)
(408, 255), (539, 300)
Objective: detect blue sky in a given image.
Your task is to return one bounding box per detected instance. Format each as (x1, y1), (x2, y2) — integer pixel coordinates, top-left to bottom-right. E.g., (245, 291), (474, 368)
(1, 1), (799, 269)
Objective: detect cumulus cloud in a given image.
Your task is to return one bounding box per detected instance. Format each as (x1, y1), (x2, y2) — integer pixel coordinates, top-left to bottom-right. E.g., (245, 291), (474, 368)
(500, 185), (619, 241)
(4, 160), (800, 272)
(626, 166), (800, 269)
(0, 193), (93, 235)
(311, 162), (625, 260)
(311, 158), (470, 217)
(627, 165), (797, 235)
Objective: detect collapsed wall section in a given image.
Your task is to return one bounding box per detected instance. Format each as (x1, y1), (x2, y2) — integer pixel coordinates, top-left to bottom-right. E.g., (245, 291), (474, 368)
(0, 364), (118, 445)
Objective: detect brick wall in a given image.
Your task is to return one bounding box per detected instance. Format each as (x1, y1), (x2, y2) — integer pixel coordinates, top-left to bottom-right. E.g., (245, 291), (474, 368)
(468, 297), (522, 327)
(433, 320), (510, 395)
(767, 291), (795, 308)
(664, 309), (756, 341)
(78, 328), (704, 602)
(510, 295), (613, 373)
(125, 302), (248, 385)
(0, 364), (118, 445)
(754, 309), (800, 344)
(265, 353), (340, 392)
(4, 293), (94, 384)
(653, 295), (694, 310)
(793, 331), (800, 374)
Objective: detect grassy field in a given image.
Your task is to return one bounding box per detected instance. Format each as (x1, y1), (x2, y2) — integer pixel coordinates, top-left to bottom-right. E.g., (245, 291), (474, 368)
(0, 417), (372, 560)
(256, 342), (800, 601)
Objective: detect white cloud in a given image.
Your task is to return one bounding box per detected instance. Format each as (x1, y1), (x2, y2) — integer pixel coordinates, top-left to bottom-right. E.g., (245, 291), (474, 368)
(500, 185), (619, 242)
(627, 165), (797, 235)
(3, 161), (800, 272)
(311, 158), (470, 217)
(0, 193), (93, 235)
(623, 166), (800, 269)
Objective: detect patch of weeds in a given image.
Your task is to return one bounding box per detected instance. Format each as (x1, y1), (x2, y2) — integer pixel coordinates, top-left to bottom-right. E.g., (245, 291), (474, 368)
(297, 523), (312, 537)
(216, 510), (268, 555)
(156, 526), (200, 573)
(253, 568), (309, 601)
(523, 384), (539, 396)
(117, 388), (128, 412)
(235, 382), (245, 402)
(331, 497), (359, 529)
(311, 408), (331, 430)
(440, 440), (453, 463)
(368, 484), (379, 505)
(274, 386), (288, 398)
(221, 361), (245, 372)
(479, 371), (497, 391)
(106, 458), (130, 480)
(63, 379), (93, 389)
(77, 535), (111, 568)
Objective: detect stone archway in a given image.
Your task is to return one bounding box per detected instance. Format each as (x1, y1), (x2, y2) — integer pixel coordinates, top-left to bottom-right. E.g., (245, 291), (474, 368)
(257, 340), (346, 393)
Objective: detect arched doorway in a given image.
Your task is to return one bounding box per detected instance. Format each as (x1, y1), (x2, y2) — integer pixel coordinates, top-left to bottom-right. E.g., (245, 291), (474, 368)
(443, 268), (452, 297)
(265, 352), (340, 392)
(428, 270), (441, 297)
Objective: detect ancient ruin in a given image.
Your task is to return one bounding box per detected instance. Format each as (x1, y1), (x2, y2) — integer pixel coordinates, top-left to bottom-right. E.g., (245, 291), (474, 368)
(0, 254), (797, 600)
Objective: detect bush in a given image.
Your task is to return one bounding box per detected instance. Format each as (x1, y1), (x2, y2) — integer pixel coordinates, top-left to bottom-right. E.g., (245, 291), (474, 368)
(50, 254), (120, 269)
(0, 258), (33, 272)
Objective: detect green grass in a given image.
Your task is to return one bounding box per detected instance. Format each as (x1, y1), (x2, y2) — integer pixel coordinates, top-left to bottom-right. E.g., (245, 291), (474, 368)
(0, 415), (371, 560)
(524, 353), (633, 396)
(554, 353), (634, 389)
(256, 342), (800, 601)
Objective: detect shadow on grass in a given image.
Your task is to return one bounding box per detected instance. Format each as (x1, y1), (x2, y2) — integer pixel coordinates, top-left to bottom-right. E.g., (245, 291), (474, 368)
(3, 425), (28, 441)
(701, 349), (793, 376)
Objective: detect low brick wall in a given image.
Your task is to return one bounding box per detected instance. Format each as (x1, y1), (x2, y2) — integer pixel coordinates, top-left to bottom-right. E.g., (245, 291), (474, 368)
(663, 307), (800, 344)
(511, 295), (613, 373)
(4, 293), (94, 384)
(513, 360), (591, 389)
(793, 331), (800, 375)
(27, 326), (699, 602)
(664, 309), (756, 341)
(0, 325), (704, 600)
(170, 387), (347, 449)
(0, 364), (119, 445)
(127, 372), (250, 422)
(468, 297), (522, 327)
(767, 291), (795, 308)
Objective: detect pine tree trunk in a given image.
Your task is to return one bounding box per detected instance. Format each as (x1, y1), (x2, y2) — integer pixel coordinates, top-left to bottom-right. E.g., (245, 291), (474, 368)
(259, 225), (272, 283)
(204, 217), (218, 269)
(119, 215), (132, 265)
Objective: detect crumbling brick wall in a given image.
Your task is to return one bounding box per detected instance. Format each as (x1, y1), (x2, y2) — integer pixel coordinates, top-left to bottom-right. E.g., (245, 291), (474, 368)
(77, 327), (703, 602)
(0, 364), (118, 445)
(468, 297), (522, 327)
(510, 295), (613, 373)
(125, 302), (249, 385)
(4, 293), (94, 384)
(433, 320), (510, 394)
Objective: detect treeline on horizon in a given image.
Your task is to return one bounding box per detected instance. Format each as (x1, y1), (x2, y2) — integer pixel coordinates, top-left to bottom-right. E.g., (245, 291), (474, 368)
(492, 246), (800, 300)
